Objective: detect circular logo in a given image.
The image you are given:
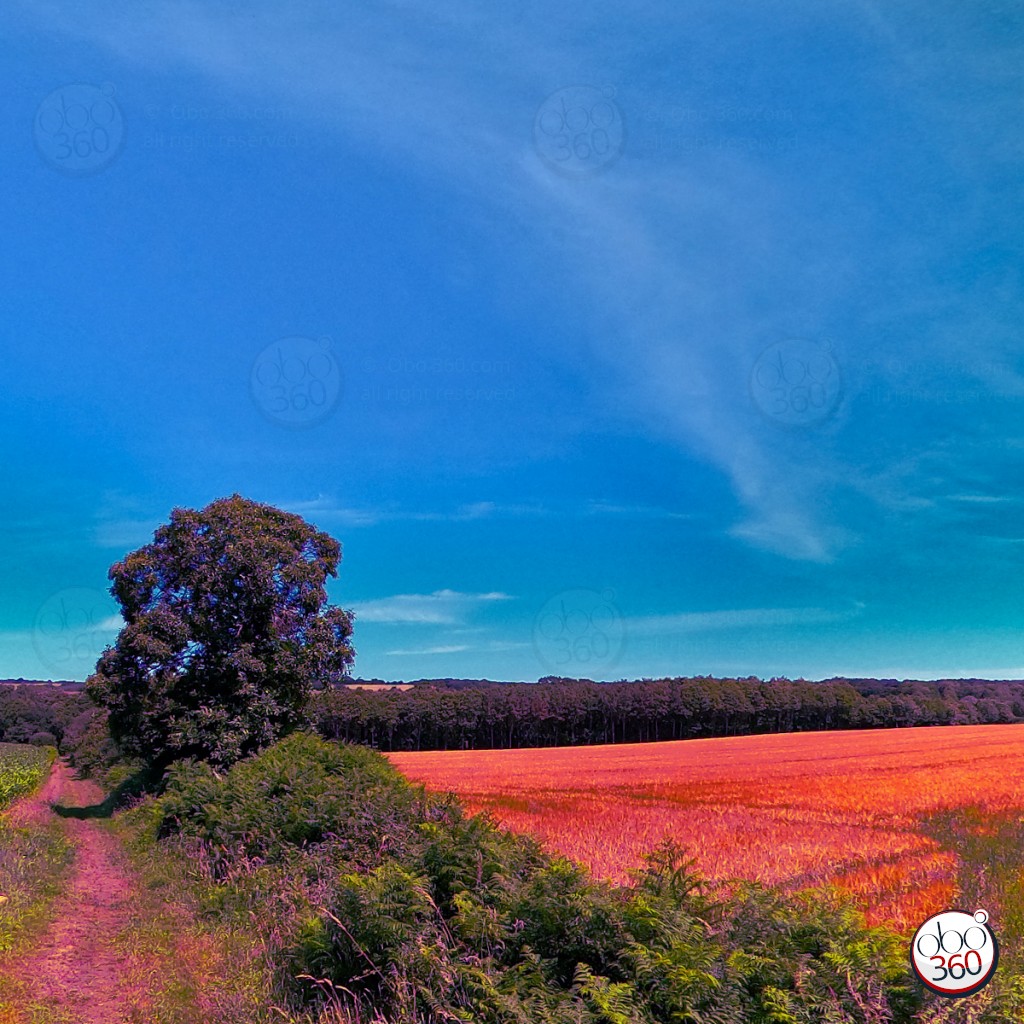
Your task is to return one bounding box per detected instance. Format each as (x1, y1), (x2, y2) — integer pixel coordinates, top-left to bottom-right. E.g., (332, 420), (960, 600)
(32, 587), (118, 679)
(533, 86), (625, 178)
(34, 83), (125, 176)
(532, 589), (625, 675)
(750, 339), (841, 427)
(911, 908), (998, 998)
(250, 336), (343, 428)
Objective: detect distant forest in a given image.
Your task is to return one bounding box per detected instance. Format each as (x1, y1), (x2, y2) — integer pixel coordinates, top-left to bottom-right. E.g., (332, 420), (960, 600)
(313, 676), (1024, 751)
(5, 675), (1024, 755)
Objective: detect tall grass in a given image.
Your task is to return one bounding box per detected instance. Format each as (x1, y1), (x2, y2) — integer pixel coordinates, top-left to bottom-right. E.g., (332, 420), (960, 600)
(92, 793), (281, 1024)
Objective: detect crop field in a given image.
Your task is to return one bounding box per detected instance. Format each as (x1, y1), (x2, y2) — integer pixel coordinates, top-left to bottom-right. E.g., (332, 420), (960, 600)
(0, 744), (53, 810)
(390, 724), (1024, 932)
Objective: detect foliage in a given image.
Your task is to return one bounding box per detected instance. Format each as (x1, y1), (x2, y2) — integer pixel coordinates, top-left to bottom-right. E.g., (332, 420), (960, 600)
(159, 732), (420, 872)
(153, 733), (926, 1023)
(86, 495), (355, 770)
(60, 705), (121, 778)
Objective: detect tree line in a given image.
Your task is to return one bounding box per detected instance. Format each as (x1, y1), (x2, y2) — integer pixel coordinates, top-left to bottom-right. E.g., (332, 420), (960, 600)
(312, 676), (1024, 750)
(7, 673), (1023, 761)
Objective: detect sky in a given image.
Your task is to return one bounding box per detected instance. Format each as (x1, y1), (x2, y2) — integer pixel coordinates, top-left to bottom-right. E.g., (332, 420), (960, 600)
(2, 0), (1023, 684)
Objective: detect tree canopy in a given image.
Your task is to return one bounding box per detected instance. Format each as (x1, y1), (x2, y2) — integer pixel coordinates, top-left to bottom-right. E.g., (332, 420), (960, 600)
(87, 494), (355, 769)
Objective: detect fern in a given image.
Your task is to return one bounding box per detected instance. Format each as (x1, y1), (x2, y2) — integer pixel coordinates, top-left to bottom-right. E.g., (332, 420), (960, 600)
(760, 984), (801, 1024)
(571, 963), (646, 1024)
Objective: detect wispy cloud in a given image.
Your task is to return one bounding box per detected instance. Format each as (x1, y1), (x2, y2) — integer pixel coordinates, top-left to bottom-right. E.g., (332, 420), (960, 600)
(10, 1), (850, 563)
(280, 495), (694, 526)
(627, 604), (864, 635)
(839, 666), (1024, 682)
(0, 615), (124, 644)
(385, 644), (470, 656)
(92, 492), (163, 550)
(948, 494), (1016, 505)
(583, 501), (693, 520)
(0, 629), (35, 645)
(385, 638), (531, 657)
(352, 589), (513, 625)
(276, 496), (546, 527)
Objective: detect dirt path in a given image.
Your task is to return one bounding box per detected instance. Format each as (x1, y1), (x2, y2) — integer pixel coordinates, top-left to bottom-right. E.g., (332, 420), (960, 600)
(9, 760), (137, 1023)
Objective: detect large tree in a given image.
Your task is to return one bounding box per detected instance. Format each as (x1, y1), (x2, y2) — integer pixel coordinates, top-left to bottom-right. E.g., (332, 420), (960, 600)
(87, 494), (355, 769)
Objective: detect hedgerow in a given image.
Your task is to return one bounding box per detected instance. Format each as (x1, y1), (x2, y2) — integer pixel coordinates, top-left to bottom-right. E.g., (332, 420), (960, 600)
(151, 732), (925, 1023)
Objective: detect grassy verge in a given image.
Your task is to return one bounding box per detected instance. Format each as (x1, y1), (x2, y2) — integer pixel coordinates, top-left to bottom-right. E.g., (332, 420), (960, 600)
(920, 807), (1024, 1017)
(108, 801), (286, 1024)
(0, 748), (75, 1022)
(0, 818), (73, 961)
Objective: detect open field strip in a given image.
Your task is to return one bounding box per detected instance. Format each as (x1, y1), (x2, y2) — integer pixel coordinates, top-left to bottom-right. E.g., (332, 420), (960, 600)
(390, 723), (1024, 931)
(0, 744), (55, 810)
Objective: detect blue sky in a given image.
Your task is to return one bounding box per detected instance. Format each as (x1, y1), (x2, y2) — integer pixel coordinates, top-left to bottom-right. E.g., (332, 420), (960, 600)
(2, 0), (1023, 683)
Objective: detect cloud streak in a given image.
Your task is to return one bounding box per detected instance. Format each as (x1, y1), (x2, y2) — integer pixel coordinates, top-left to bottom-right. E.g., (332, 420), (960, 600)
(627, 604), (864, 636)
(352, 589), (513, 625)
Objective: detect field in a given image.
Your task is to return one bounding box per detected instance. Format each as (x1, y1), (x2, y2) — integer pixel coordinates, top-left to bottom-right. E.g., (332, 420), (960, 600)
(390, 723), (1024, 932)
(0, 744), (54, 810)
(343, 683), (414, 691)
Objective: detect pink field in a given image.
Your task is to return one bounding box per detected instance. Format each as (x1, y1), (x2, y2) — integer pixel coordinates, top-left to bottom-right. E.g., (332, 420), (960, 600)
(390, 724), (1024, 930)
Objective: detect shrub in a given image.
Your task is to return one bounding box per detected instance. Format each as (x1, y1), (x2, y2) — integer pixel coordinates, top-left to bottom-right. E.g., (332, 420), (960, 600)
(159, 732), (421, 872)
(61, 707), (120, 778)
